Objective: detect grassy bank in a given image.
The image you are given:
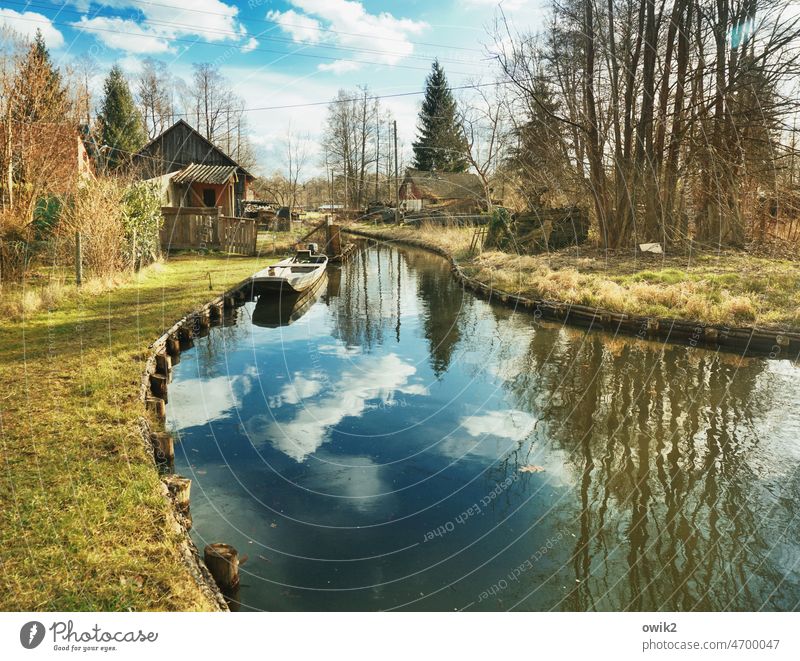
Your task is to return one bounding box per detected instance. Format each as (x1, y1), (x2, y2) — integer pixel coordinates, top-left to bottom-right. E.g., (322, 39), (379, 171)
(0, 251), (271, 610)
(353, 222), (800, 329)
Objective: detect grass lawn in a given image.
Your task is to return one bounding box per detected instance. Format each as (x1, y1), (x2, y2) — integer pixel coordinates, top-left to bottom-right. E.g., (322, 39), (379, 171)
(352, 222), (800, 329)
(0, 250), (273, 610)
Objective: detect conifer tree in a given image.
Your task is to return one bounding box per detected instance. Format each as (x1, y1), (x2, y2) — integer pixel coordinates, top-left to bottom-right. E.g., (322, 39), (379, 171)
(412, 59), (468, 172)
(98, 65), (146, 170)
(11, 29), (68, 123)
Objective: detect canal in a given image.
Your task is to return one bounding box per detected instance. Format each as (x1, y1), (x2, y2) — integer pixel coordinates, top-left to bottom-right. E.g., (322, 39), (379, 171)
(168, 241), (800, 611)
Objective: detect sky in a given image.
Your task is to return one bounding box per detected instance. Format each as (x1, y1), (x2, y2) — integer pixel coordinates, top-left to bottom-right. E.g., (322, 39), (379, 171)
(0, 0), (547, 175)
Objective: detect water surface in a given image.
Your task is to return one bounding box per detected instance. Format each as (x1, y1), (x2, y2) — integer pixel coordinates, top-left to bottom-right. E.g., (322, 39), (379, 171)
(168, 242), (800, 611)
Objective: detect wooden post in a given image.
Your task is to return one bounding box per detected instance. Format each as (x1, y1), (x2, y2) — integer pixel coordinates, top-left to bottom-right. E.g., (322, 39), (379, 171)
(149, 373), (168, 402)
(155, 352), (172, 376)
(75, 231), (83, 286)
(204, 543), (240, 592)
(146, 396), (166, 420)
(163, 474), (191, 513)
(151, 431), (174, 463)
(327, 223), (341, 257)
(166, 335), (180, 356)
(210, 302), (224, 319)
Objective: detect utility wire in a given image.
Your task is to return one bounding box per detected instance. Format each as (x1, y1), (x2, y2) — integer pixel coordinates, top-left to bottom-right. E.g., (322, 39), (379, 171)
(2, 0), (488, 68)
(103, 0), (487, 54)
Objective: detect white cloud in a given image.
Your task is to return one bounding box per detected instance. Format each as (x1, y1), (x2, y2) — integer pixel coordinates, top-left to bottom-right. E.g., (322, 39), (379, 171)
(461, 410), (537, 441)
(72, 16), (173, 53)
(168, 374), (248, 430)
(318, 59), (362, 74)
(245, 353), (423, 462)
(0, 9), (65, 48)
(267, 9), (323, 44)
(118, 54), (144, 75)
(270, 0), (428, 73)
(436, 410), (537, 462)
(241, 37), (259, 53)
(69, 0), (252, 54)
(269, 372), (324, 407)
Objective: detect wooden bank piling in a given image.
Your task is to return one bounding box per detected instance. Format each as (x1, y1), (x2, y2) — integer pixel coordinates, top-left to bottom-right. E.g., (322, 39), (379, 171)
(204, 543), (240, 593)
(151, 431), (174, 464)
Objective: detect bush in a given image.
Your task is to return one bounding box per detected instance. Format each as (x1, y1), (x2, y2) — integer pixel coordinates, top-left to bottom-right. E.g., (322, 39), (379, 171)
(121, 181), (162, 269)
(59, 179), (126, 278)
(485, 206), (513, 250)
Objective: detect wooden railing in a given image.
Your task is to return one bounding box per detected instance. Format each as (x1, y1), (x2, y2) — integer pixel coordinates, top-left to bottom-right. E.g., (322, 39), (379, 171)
(160, 207), (257, 255)
(219, 215), (258, 256)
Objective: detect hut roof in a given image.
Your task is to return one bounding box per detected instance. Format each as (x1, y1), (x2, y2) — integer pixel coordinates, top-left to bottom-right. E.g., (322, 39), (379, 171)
(135, 119), (254, 179)
(172, 163), (238, 185)
(402, 169), (483, 200)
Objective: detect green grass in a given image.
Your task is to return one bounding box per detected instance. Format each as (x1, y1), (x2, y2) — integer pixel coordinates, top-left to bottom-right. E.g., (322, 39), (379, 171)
(0, 250), (271, 610)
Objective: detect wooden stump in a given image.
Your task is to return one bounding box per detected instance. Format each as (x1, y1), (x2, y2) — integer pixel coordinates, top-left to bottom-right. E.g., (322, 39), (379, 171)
(198, 310), (211, 329)
(204, 543), (240, 592)
(146, 396), (166, 420)
(166, 336), (180, 357)
(163, 475), (191, 513)
(210, 302), (224, 319)
(155, 352), (172, 376)
(151, 431), (174, 463)
(149, 373), (168, 402)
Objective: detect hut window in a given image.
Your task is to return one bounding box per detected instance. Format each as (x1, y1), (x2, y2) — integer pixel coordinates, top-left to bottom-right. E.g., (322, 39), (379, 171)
(203, 188), (216, 207)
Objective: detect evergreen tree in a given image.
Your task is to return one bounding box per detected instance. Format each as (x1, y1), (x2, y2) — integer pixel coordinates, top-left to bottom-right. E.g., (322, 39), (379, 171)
(98, 65), (146, 170)
(412, 59), (468, 172)
(11, 29), (68, 123)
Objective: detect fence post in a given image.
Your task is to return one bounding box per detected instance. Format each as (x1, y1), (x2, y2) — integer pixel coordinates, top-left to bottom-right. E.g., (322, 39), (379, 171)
(131, 227), (137, 271)
(75, 231), (82, 286)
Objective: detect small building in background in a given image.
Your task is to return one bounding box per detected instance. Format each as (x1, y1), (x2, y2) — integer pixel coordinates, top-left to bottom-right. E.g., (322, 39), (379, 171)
(399, 169), (485, 213)
(133, 119), (254, 216)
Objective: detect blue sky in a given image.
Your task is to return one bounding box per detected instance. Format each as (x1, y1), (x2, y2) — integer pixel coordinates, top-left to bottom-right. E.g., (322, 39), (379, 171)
(0, 0), (546, 174)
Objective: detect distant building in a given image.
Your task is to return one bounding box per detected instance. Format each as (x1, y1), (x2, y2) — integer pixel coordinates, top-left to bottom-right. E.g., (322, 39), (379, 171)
(133, 119), (254, 216)
(399, 169), (485, 212)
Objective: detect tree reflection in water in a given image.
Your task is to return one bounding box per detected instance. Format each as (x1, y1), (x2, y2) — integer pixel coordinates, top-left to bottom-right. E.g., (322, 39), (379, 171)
(170, 242), (800, 611)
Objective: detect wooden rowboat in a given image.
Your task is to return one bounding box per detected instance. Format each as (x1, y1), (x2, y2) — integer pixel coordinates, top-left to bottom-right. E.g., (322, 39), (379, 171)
(251, 274), (327, 328)
(248, 248), (328, 296)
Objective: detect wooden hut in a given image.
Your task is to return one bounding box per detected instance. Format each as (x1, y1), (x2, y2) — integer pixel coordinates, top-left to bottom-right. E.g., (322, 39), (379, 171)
(399, 169), (485, 213)
(133, 119), (254, 216)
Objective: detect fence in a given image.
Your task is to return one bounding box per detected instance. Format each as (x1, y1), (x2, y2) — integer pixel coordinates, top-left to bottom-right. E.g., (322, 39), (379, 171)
(160, 207), (258, 255)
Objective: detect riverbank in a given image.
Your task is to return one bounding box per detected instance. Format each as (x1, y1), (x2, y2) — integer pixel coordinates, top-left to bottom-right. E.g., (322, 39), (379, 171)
(0, 252), (270, 610)
(347, 223), (800, 354)
(351, 223), (800, 329)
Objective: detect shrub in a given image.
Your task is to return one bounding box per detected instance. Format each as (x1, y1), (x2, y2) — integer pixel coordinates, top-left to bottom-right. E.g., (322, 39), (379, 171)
(121, 181), (162, 269)
(59, 178), (126, 278)
(485, 206), (513, 250)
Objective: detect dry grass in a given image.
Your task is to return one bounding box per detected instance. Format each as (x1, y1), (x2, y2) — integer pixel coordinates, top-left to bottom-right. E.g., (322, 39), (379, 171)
(352, 223), (800, 329)
(0, 249), (274, 610)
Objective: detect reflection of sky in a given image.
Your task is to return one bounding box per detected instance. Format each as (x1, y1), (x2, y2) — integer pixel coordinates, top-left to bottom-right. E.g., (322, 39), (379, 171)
(167, 245), (800, 612)
(246, 353), (428, 462)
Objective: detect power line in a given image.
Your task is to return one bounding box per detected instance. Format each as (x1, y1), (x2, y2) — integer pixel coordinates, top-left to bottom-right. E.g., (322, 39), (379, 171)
(112, 0), (486, 54)
(2, 0), (487, 69)
(3, 10), (485, 76)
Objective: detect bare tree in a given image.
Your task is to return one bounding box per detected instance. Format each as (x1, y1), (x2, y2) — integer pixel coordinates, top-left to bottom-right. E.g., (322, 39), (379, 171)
(284, 126), (309, 210)
(458, 81), (509, 209)
(493, 0), (800, 249)
(323, 86), (380, 210)
(137, 58), (173, 139)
